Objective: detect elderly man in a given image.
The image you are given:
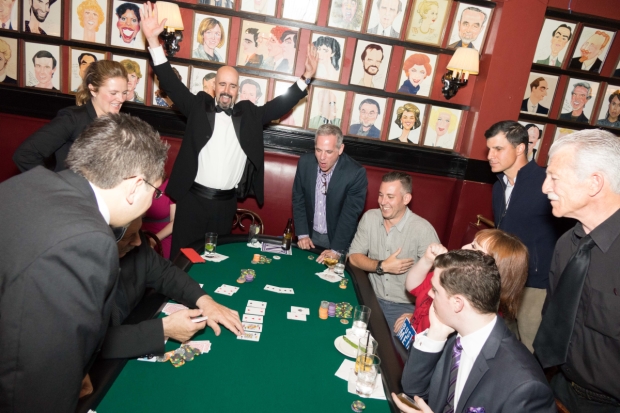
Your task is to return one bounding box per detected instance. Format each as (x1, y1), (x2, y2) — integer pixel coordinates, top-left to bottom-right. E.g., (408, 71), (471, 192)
(568, 30), (610, 72)
(0, 114), (169, 413)
(536, 24), (572, 67)
(0, 0), (17, 30)
(521, 77), (549, 115)
(349, 98), (381, 138)
(448, 6), (487, 49)
(357, 43), (383, 88)
(533, 129), (620, 413)
(367, 0), (402, 38)
(292, 124), (367, 259)
(559, 82), (591, 123)
(141, 2), (317, 260)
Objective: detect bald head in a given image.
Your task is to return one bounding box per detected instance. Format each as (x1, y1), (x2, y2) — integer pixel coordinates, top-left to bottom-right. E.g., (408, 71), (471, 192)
(215, 65), (239, 109)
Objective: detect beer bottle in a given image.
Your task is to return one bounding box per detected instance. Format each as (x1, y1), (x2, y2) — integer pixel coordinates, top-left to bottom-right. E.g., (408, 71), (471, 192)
(282, 218), (293, 250)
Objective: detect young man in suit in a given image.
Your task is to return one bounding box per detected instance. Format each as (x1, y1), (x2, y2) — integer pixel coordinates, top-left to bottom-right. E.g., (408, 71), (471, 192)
(398, 249), (555, 413)
(292, 124), (367, 262)
(0, 114), (169, 413)
(140, 2), (317, 259)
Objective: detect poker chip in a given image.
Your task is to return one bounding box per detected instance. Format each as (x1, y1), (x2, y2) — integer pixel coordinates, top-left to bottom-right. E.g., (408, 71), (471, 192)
(236, 276), (246, 284)
(351, 400), (366, 412)
(308, 255), (315, 260)
(170, 354), (185, 368)
(340, 319), (349, 324)
(273, 256), (281, 260)
(335, 302), (353, 319)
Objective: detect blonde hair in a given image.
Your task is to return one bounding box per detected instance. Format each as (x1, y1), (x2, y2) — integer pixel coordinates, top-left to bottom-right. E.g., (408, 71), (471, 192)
(77, 0), (105, 30)
(75, 60), (127, 106)
(0, 38), (11, 62)
(196, 18), (225, 48)
(429, 108), (458, 133)
(417, 0), (438, 17)
(119, 58), (142, 78)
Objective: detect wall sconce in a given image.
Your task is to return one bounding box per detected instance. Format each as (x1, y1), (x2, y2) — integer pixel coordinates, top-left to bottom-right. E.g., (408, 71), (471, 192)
(157, 2), (184, 57)
(441, 47), (479, 100)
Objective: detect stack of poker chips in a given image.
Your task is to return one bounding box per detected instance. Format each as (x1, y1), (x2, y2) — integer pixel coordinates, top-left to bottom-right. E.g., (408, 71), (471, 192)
(335, 302), (353, 319)
(251, 254), (273, 264)
(244, 269), (256, 282)
(319, 300), (329, 319)
(157, 344), (201, 368)
(328, 302), (336, 317)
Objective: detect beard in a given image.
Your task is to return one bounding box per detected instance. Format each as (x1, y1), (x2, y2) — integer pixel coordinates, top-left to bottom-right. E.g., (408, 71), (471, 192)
(364, 65), (379, 75)
(32, 6), (48, 22)
(217, 93), (234, 109)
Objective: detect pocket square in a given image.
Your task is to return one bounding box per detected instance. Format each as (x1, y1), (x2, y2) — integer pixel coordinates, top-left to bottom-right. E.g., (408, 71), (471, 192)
(468, 408), (486, 413)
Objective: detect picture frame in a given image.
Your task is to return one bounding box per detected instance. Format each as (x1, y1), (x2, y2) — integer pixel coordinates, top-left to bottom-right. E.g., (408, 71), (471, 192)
(551, 127), (578, 155)
(112, 54), (147, 104)
(311, 32), (346, 83)
(327, 0), (368, 33)
(0, 36), (19, 84)
(567, 26), (615, 74)
(237, 74), (268, 106)
(387, 99), (427, 145)
(191, 12), (231, 64)
(446, 2), (492, 53)
(281, 0), (319, 24)
(306, 87), (346, 130)
(612, 56), (620, 78)
(70, 0), (108, 44)
(237, 20), (299, 75)
(152, 62), (189, 108)
(24, 41), (61, 90)
(239, 0), (276, 17)
(272, 80), (308, 128)
(349, 39), (392, 90)
(518, 121), (546, 162)
(422, 105), (461, 150)
(364, 0), (406, 39)
(532, 18), (576, 69)
(0, 0), (19, 31)
(109, 0), (145, 50)
(405, 0), (451, 47)
(22, 0), (62, 36)
(196, 0), (234, 9)
(558, 77), (600, 124)
(520, 72), (559, 118)
(347, 92), (387, 140)
(396, 50), (437, 97)
(594, 84), (620, 129)
(69, 47), (105, 93)
(189, 66), (217, 95)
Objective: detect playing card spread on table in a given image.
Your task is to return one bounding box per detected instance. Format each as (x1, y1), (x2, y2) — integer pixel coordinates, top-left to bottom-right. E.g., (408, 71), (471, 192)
(245, 306), (265, 316)
(162, 303), (189, 315)
(237, 331), (260, 342)
(291, 306), (310, 315)
(242, 322), (263, 332)
(242, 314), (264, 323)
(261, 243), (292, 255)
(287, 312), (306, 321)
(247, 300), (267, 309)
(200, 252), (229, 262)
(215, 284), (239, 296)
(184, 340), (211, 353)
(280, 287), (294, 294)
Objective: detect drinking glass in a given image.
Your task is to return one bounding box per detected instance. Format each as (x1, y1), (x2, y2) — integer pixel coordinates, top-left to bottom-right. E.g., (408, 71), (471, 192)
(323, 250), (339, 271)
(333, 249), (347, 276)
(355, 354), (381, 397)
(352, 305), (371, 338)
(355, 332), (378, 374)
(205, 232), (218, 257)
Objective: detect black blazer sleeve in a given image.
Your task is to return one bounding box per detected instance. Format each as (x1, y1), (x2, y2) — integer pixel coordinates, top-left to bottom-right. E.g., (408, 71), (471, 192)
(402, 345), (445, 400)
(330, 164), (367, 251)
(152, 60), (208, 118)
(292, 154), (312, 237)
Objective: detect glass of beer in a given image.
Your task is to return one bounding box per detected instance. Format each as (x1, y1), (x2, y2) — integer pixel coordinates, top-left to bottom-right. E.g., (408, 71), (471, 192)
(323, 250), (340, 271)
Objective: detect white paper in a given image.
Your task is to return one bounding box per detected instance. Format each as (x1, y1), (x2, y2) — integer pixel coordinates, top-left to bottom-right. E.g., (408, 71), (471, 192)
(346, 368), (386, 400)
(316, 270), (343, 283)
(200, 252), (229, 262)
(335, 359), (356, 380)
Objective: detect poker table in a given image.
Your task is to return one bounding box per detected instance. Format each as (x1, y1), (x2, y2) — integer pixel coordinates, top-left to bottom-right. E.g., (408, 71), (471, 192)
(77, 235), (404, 413)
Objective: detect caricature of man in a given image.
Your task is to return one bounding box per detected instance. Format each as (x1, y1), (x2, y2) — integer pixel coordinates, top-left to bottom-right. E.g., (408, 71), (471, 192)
(448, 6), (487, 50)
(521, 77), (549, 115)
(367, 0), (402, 38)
(202, 72), (215, 97)
(536, 24), (572, 67)
(308, 89), (341, 129)
(568, 31), (610, 72)
(559, 82), (592, 124)
(524, 124), (542, 162)
(30, 50), (57, 89)
(357, 44), (383, 88)
(242, 28), (262, 68)
(238, 78), (262, 105)
(72, 52), (97, 92)
(261, 26), (296, 73)
(25, 0), (57, 34)
(0, 0), (17, 30)
(349, 98), (381, 138)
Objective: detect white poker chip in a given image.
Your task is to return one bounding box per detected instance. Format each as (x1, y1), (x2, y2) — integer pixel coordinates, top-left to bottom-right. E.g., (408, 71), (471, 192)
(273, 256), (281, 260)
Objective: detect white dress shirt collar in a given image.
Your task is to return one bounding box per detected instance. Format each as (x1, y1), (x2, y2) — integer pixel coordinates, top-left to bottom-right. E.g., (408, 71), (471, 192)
(88, 181), (110, 224)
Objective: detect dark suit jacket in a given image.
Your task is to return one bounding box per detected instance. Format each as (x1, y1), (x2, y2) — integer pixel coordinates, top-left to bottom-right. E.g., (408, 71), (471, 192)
(13, 100), (97, 172)
(1, 75), (17, 84)
(292, 152), (367, 251)
(349, 123), (381, 138)
(521, 98), (549, 115)
(558, 111), (589, 123)
(0, 168), (118, 413)
(101, 233), (206, 359)
(153, 61), (307, 205)
(569, 56), (602, 72)
(402, 318), (555, 413)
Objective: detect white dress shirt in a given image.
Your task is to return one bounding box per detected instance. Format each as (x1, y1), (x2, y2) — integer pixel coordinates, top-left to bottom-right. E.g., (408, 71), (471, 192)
(88, 182), (110, 224)
(503, 175), (516, 207)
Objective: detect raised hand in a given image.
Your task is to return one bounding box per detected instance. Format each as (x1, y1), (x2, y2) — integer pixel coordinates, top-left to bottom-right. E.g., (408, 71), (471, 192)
(140, 1), (166, 48)
(303, 45), (318, 79)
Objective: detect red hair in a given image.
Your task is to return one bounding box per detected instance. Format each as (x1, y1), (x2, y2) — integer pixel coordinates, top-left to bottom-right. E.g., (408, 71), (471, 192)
(270, 26), (292, 43)
(402, 53), (432, 78)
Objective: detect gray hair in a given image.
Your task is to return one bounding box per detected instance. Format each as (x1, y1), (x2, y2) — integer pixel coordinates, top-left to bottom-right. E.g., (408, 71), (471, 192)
(315, 124), (343, 148)
(572, 82), (592, 98)
(549, 129), (620, 194)
(66, 113), (169, 189)
(461, 6), (487, 25)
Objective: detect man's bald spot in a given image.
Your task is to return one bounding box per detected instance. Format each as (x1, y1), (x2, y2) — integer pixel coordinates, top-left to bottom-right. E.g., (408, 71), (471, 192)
(215, 65), (239, 83)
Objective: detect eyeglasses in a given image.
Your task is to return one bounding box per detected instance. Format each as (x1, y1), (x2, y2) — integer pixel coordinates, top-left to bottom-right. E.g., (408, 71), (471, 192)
(124, 176), (163, 199)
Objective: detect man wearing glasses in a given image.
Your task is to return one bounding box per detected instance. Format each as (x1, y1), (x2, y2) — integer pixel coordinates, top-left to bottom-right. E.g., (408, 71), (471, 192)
(292, 124), (367, 262)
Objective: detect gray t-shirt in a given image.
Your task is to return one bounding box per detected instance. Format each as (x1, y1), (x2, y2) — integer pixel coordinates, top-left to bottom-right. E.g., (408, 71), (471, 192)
(349, 208), (439, 304)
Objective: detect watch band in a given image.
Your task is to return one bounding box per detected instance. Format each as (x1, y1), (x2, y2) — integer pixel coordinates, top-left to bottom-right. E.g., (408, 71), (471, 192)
(376, 260), (384, 275)
(301, 74), (312, 85)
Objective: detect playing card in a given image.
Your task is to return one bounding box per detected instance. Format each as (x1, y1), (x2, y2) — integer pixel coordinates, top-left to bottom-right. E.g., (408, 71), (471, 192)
(220, 284), (239, 292)
(201, 252), (229, 262)
(184, 340), (212, 353)
(242, 314), (264, 323)
(281, 287), (295, 294)
(264, 285), (277, 292)
(245, 306), (265, 316)
(291, 306), (310, 315)
(287, 312), (307, 321)
(162, 303), (189, 315)
(242, 322), (263, 332)
(191, 315), (208, 323)
(261, 243), (292, 255)
(247, 300), (267, 309)
(237, 331), (261, 341)
(214, 287), (234, 296)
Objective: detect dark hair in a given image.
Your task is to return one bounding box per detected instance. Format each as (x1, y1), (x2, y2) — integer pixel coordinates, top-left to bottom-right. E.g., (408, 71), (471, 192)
(484, 120), (528, 148)
(524, 123), (541, 139)
(382, 171), (412, 194)
(313, 36), (341, 70)
(115, 2), (141, 20)
(280, 30), (297, 45)
(359, 98), (380, 115)
(31, 0), (57, 6)
(361, 44), (383, 62)
(203, 72), (216, 82)
(245, 28), (259, 46)
(434, 249), (501, 315)
(552, 24), (572, 41)
(240, 78), (262, 99)
(605, 90), (620, 120)
(77, 52), (97, 65)
(32, 50), (57, 69)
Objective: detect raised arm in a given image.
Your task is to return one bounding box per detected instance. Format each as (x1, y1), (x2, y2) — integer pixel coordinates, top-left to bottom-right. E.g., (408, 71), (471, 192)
(405, 243), (447, 291)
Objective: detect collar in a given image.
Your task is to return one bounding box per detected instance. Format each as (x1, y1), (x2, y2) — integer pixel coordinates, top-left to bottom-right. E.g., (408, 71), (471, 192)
(381, 207), (412, 232)
(458, 316), (497, 362)
(496, 158), (537, 184)
(87, 181), (110, 224)
(502, 175), (516, 187)
(317, 159), (339, 177)
(573, 207), (620, 253)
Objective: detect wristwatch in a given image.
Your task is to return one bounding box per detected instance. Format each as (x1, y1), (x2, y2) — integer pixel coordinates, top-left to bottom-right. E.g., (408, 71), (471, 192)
(301, 74), (312, 85)
(375, 260), (384, 275)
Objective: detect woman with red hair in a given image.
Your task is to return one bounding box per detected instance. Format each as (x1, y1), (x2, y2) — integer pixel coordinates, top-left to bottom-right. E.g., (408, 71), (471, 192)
(398, 53), (432, 95)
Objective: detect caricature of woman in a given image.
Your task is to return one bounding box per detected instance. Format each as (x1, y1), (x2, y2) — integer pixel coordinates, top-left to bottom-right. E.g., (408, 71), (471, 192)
(193, 17), (225, 62)
(410, 0), (439, 41)
(596, 90), (620, 128)
(391, 103), (421, 144)
(398, 53), (432, 95)
(426, 107), (458, 149)
(77, 0), (105, 42)
(313, 36), (341, 81)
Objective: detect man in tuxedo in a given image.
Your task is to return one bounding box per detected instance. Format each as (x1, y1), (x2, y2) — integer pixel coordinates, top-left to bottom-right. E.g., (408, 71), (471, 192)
(366, 0), (402, 38)
(536, 24), (572, 67)
(448, 7), (487, 50)
(534, 129), (620, 412)
(141, 2), (317, 259)
(0, 114), (169, 413)
(568, 30), (610, 73)
(400, 249), (555, 413)
(292, 124), (367, 261)
(521, 77), (549, 115)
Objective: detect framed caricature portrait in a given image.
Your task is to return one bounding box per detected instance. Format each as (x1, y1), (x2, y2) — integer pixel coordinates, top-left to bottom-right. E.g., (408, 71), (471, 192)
(239, 0), (276, 17)
(196, 0), (234, 8)
(110, 1), (145, 50)
(22, 0), (62, 36)
(397, 50), (437, 97)
(0, 37), (18, 84)
(518, 121), (545, 162)
(521, 72), (559, 118)
(347, 93), (387, 139)
(272, 80), (307, 128)
(0, 0), (19, 31)
(364, 0), (405, 39)
(327, 0), (368, 33)
(112, 54), (147, 104)
(558, 77), (600, 124)
(594, 84), (620, 129)
(282, 0), (319, 24)
(70, 0), (108, 44)
(24, 41), (60, 90)
(237, 20), (298, 75)
(311, 32), (346, 83)
(237, 75), (268, 106)
(387, 99), (427, 144)
(532, 19), (576, 68)
(69, 48), (105, 93)
(307, 87), (346, 130)
(152, 63), (189, 108)
(405, 0), (451, 47)
(567, 26), (615, 74)
(551, 127), (578, 159)
(349, 40), (392, 90)
(422, 106), (461, 150)
(446, 2), (492, 53)
(613, 57), (620, 78)
(191, 12), (230, 64)
(189, 66), (216, 95)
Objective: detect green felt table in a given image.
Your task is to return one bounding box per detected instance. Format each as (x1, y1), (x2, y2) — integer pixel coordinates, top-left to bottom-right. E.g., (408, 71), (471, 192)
(96, 241), (391, 412)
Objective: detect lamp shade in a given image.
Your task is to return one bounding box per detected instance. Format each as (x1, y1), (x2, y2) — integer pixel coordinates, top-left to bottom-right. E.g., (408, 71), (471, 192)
(447, 47), (479, 75)
(157, 2), (184, 30)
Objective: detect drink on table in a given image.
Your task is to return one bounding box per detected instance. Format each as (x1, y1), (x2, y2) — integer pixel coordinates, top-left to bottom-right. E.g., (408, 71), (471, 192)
(333, 249), (346, 275)
(352, 305), (371, 338)
(355, 354), (381, 397)
(352, 320), (368, 338)
(323, 257), (338, 269)
(205, 232), (218, 257)
(355, 333), (378, 374)
(282, 218), (292, 250)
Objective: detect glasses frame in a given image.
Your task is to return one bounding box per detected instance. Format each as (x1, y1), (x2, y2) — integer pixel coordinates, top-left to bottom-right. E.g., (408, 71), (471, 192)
(124, 176), (163, 199)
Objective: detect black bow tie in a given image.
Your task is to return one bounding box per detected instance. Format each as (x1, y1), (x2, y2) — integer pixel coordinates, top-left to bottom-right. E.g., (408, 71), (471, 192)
(215, 105), (233, 116)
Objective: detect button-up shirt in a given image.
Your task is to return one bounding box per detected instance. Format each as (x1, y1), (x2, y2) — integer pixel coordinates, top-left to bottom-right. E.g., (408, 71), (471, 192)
(312, 162), (337, 235)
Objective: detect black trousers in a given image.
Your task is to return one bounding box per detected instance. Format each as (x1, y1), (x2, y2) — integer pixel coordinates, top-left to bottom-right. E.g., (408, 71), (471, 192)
(170, 190), (237, 260)
(551, 372), (620, 413)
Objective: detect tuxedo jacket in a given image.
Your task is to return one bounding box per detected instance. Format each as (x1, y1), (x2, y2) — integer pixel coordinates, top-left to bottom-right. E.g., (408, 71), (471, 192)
(402, 318), (556, 413)
(569, 56), (602, 72)
(153, 61), (306, 205)
(101, 233), (206, 359)
(521, 98), (549, 115)
(292, 152), (367, 251)
(536, 56), (562, 67)
(13, 100), (97, 172)
(0, 168), (118, 413)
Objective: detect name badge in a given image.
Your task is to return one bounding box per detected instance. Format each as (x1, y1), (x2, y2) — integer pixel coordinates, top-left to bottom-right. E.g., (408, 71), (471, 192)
(397, 318), (417, 350)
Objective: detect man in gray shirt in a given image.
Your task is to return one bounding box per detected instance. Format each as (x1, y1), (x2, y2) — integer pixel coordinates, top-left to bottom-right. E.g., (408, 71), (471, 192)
(349, 171), (439, 356)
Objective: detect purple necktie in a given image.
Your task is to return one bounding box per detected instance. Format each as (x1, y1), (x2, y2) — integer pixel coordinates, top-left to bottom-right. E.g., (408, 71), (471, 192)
(443, 337), (463, 413)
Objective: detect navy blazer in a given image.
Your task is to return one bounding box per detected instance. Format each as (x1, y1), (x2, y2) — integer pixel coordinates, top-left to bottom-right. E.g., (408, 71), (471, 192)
(521, 98), (549, 115)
